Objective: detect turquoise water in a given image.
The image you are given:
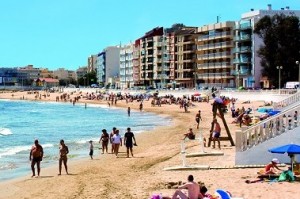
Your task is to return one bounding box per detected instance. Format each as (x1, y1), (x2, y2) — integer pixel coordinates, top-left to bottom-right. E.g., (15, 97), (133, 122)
(0, 99), (171, 181)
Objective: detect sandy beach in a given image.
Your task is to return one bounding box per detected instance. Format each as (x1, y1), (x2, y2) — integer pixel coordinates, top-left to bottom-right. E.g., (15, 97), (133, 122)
(0, 90), (299, 199)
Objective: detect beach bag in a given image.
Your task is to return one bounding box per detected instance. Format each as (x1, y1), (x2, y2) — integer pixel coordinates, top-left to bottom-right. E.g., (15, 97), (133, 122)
(278, 170), (295, 182)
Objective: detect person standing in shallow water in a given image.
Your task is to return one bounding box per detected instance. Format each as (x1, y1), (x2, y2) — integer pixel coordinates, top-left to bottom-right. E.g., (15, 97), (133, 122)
(29, 139), (44, 177)
(99, 129), (109, 154)
(124, 127), (137, 158)
(128, 107), (131, 117)
(58, 139), (69, 175)
(110, 127), (117, 154)
(112, 130), (122, 157)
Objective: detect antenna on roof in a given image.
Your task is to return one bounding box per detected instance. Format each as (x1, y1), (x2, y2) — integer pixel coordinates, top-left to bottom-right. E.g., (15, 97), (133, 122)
(217, 16), (221, 23)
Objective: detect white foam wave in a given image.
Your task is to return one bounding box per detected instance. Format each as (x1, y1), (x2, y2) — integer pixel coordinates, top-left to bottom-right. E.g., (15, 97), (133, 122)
(0, 128), (13, 136)
(0, 145), (31, 158)
(0, 143), (54, 158)
(75, 140), (88, 144)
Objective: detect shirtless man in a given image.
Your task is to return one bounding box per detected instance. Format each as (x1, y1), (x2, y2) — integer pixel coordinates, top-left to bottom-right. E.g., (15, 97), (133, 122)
(29, 139), (44, 177)
(211, 118), (221, 149)
(58, 139), (69, 175)
(172, 175), (200, 199)
(195, 110), (202, 129)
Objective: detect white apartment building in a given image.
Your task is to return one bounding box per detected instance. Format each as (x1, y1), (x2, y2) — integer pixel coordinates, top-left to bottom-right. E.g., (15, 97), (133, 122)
(119, 43), (134, 89)
(235, 4), (300, 88)
(96, 46), (120, 87)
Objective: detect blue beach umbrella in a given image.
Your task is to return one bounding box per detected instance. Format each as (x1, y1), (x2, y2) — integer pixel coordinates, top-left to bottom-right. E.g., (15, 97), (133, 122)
(268, 144), (300, 172)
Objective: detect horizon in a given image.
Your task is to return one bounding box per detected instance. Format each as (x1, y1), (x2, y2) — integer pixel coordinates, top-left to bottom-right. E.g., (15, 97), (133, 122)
(0, 0), (299, 70)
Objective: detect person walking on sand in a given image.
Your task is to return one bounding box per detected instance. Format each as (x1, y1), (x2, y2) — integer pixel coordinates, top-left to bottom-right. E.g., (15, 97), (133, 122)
(89, 140), (94, 159)
(112, 130), (122, 157)
(29, 139), (44, 177)
(110, 127), (117, 154)
(139, 102), (143, 112)
(58, 139), (69, 175)
(124, 127), (137, 158)
(211, 119), (221, 149)
(99, 129), (109, 154)
(171, 175), (200, 199)
(195, 110), (202, 129)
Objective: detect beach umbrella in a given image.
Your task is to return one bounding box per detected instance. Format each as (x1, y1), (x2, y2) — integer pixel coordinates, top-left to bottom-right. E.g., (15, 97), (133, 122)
(268, 144), (300, 172)
(193, 92), (200, 96)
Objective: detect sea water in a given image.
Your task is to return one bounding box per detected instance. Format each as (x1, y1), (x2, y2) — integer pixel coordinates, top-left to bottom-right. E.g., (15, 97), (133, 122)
(0, 99), (172, 181)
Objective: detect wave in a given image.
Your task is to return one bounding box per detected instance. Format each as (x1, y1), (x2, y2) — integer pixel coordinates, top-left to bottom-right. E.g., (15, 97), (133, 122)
(0, 128), (13, 136)
(0, 143), (54, 158)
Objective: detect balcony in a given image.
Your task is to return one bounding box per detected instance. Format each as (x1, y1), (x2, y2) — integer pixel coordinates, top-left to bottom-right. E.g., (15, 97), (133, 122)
(197, 72), (234, 79)
(197, 52), (232, 60)
(233, 46), (252, 53)
(235, 22), (252, 30)
(234, 34), (251, 41)
(198, 31), (232, 41)
(197, 41), (233, 50)
(197, 62), (232, 69)
(233, 57), (251, 64)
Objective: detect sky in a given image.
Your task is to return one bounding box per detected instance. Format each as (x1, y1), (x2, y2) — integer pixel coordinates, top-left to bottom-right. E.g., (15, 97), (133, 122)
(0, 0), (299, 70)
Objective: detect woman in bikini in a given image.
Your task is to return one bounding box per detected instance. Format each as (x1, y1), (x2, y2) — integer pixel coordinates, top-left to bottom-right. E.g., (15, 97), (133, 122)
(99, 129), (109, 154)
(58, 139), (69, 175)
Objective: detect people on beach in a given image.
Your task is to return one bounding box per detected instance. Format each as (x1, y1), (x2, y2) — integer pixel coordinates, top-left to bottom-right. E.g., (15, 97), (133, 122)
(89, 140), (94, 159)
(58, 139), (69, 175)
(265, 158), (282, 174)
(100, 129), (109, 154)
(128, 107), (131, 117)
(211, 118), (221, 149)
(183, 128), (195, 140)
(171, 175), (200, 199)
(124, 127), (137, 158)
(112, 129), (122, 157)
(139, 102), (143, 112)
(195, 110), (202, 129)
(110, 127), (117, 154)
(29, 139), (44, 177)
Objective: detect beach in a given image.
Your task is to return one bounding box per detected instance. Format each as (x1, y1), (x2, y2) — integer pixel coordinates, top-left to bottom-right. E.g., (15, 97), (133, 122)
(0, 90), (299, 199)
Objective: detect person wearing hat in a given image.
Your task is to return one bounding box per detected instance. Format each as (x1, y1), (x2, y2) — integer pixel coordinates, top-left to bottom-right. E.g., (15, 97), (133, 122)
(265, 158), (282, 174)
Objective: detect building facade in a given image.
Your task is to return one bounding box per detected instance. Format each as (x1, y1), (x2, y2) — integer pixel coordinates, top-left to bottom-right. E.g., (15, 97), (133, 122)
(235, 4), (300, 88)
(96, 46), (120, 87)
(196, 22), (235, 89)
(119, 43), (134, 89)
(174, 27), (197, 88)
(87, 55), (97, 73)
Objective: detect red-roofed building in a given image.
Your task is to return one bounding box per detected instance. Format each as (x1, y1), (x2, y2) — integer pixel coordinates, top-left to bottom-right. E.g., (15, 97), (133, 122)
(33, 78), (59, 87)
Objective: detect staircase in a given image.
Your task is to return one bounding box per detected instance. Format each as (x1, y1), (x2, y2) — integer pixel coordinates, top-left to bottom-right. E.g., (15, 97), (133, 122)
(235, 90), (300, 164)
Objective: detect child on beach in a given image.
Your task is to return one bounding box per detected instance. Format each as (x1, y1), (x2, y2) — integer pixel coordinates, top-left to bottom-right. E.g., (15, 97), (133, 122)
(89, 140), (94, 159)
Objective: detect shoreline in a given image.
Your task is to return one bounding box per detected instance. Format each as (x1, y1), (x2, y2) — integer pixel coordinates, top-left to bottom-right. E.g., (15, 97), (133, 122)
(0, 90), (299, 199)
(0, 96), (173, 183)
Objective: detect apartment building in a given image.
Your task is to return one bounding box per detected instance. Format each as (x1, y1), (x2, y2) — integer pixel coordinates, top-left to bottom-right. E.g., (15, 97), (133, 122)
(196, 22), (235, 88)
(39, 68), (53, 78)
(96, 46), (120, 87)
(235, 4), (300, 88)
(120, 43), (134, 89)
(53, 68), (76, 81)
(87, 55), (97, 73)
(134, 27), (177, 89)
(174, 27), (197, 88)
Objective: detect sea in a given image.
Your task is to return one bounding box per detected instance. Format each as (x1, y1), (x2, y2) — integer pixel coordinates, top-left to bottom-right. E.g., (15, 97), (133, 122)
(0, 99), (172, 181)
